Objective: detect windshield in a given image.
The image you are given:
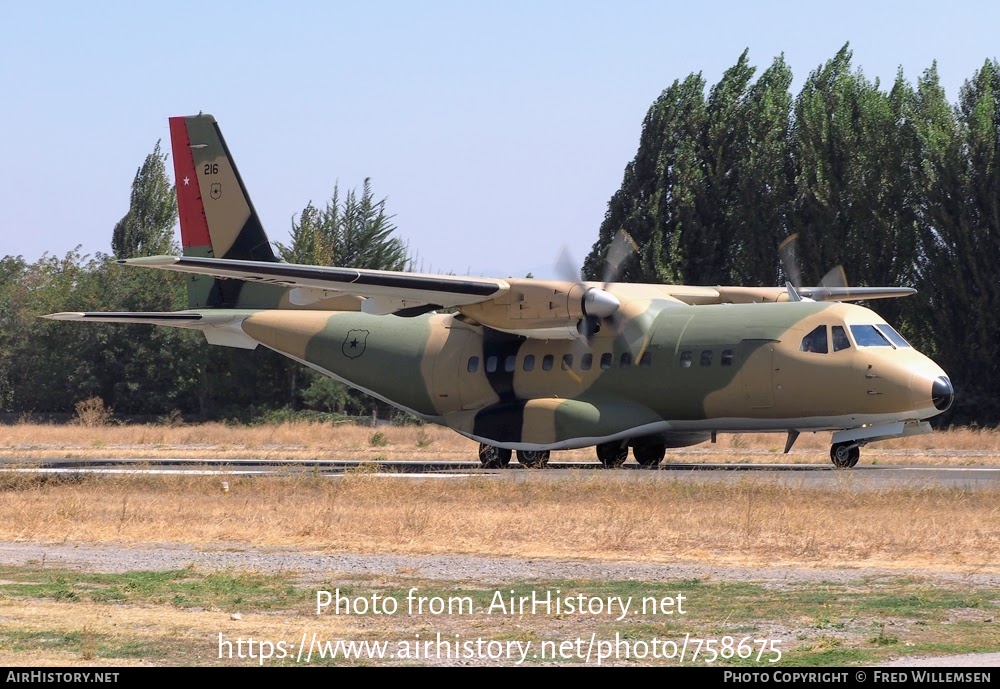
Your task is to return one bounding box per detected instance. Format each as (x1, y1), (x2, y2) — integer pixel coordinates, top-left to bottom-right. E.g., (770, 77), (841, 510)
(875, 324), (911, 347)
(850, 324), (912, 348)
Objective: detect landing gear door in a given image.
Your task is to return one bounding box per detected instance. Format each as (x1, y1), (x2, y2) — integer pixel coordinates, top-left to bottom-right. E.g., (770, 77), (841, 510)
(739, 339), (775, 408)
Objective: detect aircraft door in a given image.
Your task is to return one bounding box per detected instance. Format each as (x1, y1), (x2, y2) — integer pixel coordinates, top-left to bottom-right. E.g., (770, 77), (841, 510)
(430, 327), (479, 414)
(446, 328), (498, 411)
(739, 340), (775, 408)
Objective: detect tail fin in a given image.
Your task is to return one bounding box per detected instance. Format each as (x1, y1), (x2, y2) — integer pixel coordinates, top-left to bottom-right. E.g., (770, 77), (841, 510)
(169, 113), (283, 308)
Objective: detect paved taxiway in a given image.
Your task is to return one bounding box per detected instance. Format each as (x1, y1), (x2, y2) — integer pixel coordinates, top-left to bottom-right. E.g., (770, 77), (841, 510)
(2, 458), (998, 490)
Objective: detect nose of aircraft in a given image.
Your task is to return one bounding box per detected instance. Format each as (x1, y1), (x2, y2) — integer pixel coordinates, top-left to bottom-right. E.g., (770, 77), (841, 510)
(932, 376), (955, 411)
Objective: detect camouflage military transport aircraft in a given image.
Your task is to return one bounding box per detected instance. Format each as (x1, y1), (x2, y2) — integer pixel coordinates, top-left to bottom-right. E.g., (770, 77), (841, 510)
(47, 114), (955, 469)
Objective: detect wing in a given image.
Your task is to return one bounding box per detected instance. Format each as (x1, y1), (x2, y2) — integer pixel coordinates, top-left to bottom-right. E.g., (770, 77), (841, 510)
(121, 255), (626, 340)
(111, 256), (915, 342)
(667, 285), (916, 305)
(123, 255), (508, 315)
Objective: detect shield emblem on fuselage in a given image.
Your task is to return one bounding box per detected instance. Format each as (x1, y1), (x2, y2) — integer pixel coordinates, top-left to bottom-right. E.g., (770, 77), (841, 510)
(342, 329), (369, 359)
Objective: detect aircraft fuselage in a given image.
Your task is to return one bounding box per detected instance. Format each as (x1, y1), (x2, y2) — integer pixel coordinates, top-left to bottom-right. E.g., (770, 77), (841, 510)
(236, 300), (951, 451)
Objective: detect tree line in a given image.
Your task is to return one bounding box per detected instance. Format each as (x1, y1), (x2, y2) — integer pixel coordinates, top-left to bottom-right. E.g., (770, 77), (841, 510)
(0, 144), (409, 421)
(584, 45), (999, 424)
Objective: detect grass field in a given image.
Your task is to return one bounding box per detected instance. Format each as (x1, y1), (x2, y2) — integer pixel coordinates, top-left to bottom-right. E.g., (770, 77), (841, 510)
(2, 421), (999, 464)
(1, 564), (997, 667)
(0, 469), (997, 572)
(1, 421), (997, 667)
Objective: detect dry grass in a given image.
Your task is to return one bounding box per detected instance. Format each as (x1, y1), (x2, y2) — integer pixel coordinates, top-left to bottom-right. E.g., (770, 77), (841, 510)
(1, 421), (999, 464)
(0, 472), (997, 572)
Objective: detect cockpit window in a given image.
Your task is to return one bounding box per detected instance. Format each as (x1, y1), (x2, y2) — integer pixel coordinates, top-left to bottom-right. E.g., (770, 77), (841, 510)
(876, 324), (912, 348)
(832, 325), (851, 352)
(800, 325), (828, 353)
(850, 325), (893, 347)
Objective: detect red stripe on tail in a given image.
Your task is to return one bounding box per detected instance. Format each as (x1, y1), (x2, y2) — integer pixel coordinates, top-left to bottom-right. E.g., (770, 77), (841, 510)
(168, 116), (212, 250)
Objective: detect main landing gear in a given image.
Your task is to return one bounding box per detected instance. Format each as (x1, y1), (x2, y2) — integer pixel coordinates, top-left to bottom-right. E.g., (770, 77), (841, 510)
(632, 441), (666, 468)
(595, 440), (666, 468)
(478, 443), (511, 468)
(595, 441), (628, 468)
(477, 444), (550, 468)
(830, 441), (860, 469)
(516, 450), (550, 468)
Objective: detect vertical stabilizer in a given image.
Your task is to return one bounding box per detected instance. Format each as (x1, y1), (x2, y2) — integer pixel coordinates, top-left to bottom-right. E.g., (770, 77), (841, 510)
(168, 114), (282, 308)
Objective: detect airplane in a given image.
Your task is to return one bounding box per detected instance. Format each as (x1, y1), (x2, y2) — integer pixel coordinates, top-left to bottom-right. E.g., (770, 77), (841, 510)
(46, 113), (955, 469)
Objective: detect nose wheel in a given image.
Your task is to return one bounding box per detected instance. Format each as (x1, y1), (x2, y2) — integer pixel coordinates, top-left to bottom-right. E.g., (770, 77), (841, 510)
(478, 444), (512, 468)
(830, 442), (860, 469)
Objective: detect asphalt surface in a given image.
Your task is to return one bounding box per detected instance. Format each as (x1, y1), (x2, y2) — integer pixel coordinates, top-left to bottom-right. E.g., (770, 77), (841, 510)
(2, 458), (998, 490)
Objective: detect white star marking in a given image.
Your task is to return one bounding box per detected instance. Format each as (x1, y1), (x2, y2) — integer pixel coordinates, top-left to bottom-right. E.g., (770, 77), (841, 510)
(183, 177), (190, 185)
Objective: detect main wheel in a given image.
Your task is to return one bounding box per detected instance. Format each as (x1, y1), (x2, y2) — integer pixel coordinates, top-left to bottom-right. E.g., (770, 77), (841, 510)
(830, 442), (860, 469)
(596, 442), (628, 468)
(633, 443), (665, 468)
(516, 450), (550, 468)
(479, 444), (512, 468)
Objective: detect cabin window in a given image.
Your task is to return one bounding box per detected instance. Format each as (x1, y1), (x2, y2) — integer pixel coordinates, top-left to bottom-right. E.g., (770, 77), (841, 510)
(680, 351), (693, 368)
(467, 356), (479, 373)
(581, 353), (593, 370)
(800, 325), (829, 353)
(504, 355), (516, 373)
(721, 350), (734, 366)
(700, 350), (713, 367)
(486, 355), (498, 373)
(542, 354), (554, 371)
(639, 352), (652, 368)
(600, 353), (612, 370)
(561, 354), (573, 370)
(620, 352), (632, 368)
(832, 326), (851, 352)
(523, 354), (535, 371)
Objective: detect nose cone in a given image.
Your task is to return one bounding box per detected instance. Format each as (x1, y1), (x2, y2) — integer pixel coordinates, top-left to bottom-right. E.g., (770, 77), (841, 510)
(932, 376), (955, 411)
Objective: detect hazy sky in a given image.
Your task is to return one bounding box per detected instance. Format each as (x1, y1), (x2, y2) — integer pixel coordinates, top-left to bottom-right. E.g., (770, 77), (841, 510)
(1, 1), (996, 280)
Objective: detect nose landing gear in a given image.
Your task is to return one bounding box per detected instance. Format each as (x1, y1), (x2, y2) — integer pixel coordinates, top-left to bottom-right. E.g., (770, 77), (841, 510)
(830, 441), (860, 469)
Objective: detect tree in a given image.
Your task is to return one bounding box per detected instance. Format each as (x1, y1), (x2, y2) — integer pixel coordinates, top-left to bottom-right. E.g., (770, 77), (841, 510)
(111, 140), (178, 259)
(278, 179), (409, 271)
(583, 72), (707, 283)
(789, 45), (921, 330)
(277, 179), (411, 414)
(911, 60), (1000, 422)
(728, 54), (794, 286)
(583, 47), (1000, 423)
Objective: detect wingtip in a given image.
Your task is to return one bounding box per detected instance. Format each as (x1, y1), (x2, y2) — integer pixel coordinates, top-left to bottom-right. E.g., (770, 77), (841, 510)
(41, 312), (85, 320)
(120, 255), (181, 266)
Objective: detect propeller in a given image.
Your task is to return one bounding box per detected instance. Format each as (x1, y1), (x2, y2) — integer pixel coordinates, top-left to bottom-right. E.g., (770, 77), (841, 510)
(778, 233), (850, 302)
(554, 229), (637, 341)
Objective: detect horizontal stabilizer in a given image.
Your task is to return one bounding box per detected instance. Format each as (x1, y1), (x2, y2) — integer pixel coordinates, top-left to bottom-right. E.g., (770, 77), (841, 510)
(43, 312), (204, 324)
(43, 311), (259, 349)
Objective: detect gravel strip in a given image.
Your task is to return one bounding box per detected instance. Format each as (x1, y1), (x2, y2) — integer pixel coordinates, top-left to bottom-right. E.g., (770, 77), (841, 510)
(1, 541), (998, 590)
